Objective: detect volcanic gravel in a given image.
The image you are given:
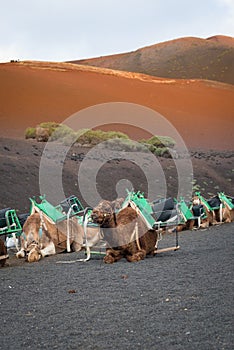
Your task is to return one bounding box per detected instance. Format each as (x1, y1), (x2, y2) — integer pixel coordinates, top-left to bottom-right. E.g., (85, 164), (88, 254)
(0, 223), (233, 350)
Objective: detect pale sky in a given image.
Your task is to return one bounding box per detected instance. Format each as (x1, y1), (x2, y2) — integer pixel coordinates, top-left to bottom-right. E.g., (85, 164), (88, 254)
(0, 0), (233, 63)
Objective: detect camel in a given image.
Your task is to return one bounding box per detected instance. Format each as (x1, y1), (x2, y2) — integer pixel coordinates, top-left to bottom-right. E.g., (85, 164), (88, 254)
(167, 197), (210, 233)
(219, 197), (234, 223)
(0, 238), (7, 267)
(192, 194), (224, 225)
(222, 206), (234, 222)
(191, 196), (212, 227)
(16, 212), (101, 262)
(91, 199), (159, 263)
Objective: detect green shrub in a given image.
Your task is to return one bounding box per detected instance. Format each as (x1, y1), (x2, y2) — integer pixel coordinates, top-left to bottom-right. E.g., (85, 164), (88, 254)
(39, 122), (60, 136)
(24, 122), (175, 159)
(139, 135), (176, 157)
(39, 121), (59, 129)
(49, 124), (77, 142)
(76, 129), (102, 145)
(153, 147), (171, 157)
(77, 129), (129, 146)
(140, 135), (175, 148)
(103, 138), (147, 152)
(141, 143), (156, 153)
(25, 127), (36, 139)
(104, 131), (129, 140)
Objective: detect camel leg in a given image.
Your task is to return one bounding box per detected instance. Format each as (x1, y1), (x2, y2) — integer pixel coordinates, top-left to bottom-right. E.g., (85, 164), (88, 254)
(200, 219), (209, 228)
(222, 208), (231, 223)
(148, 248), (156, 256)
(176, 224), (186, 232)
(104, 248), (123, 264)
(71, 241), (82, 252)
(188, 220), (195, 230)
(126, 249), (146, 262)
(40, 241), (56, 258)
(16, 248), (26, 259)
(210, 211), (219, 225)
(27, 247), (42, 262)
(16, 235), (27, 259)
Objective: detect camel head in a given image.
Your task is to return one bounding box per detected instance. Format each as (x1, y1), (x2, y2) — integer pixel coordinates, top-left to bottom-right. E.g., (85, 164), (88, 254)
(91, 200), (114, 225)
(192, 196), (201, 206)
(91, 198), (125, 226)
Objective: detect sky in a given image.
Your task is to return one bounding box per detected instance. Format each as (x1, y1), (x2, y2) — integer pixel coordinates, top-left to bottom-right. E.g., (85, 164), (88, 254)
(0, 0), (233, 63)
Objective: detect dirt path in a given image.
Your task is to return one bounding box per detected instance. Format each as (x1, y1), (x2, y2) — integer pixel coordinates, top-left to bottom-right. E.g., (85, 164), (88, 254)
(0, 223), (233, 350)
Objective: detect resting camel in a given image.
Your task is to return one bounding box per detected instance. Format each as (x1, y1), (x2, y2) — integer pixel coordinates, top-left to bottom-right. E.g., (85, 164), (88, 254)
(192, 195), (224, 225)
(191, 196), (212, 227)
(221, 203), (234, 223)
(0, 238), (7, 267)
(91, 200), (159, 263)
(16, 212), (101, 262)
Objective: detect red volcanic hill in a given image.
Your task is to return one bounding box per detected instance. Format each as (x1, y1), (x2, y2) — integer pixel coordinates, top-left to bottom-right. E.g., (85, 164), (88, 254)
(0, 60), (233, 150)
(71, 36), (234, 85)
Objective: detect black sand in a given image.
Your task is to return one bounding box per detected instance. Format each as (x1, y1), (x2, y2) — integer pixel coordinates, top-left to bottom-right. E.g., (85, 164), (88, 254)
(1, 223), (233, 350)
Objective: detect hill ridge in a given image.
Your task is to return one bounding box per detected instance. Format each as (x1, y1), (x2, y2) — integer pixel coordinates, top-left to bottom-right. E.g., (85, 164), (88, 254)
(70, 35), (234, 85)
(4, 60), (233, 88)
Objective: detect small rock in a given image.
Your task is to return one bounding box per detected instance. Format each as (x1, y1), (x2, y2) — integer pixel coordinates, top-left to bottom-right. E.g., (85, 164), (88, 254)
(121, 274), (128, 280)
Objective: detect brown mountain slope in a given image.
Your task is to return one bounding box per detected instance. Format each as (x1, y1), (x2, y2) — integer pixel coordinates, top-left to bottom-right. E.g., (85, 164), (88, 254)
(71, 36), (234, 85)
(0, 60), (233, 150)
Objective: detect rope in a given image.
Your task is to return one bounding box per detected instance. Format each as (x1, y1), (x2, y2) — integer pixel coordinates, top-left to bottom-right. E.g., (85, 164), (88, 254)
(130, 221), (141, 250)
(39, 211), (47, 232)
(66, 207), (73, 252)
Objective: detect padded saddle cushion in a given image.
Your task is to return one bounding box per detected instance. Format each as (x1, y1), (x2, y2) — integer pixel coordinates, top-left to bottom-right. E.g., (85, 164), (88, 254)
(207, 196), (221, 209)
(151, 198), (176, 222)
(192, 204), (205, 217)
(18, 213), (30, 227)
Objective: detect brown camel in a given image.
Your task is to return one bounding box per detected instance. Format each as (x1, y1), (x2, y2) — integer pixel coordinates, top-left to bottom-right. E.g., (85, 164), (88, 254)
(17, 212), (83, 262)
(191, 196), (212, 227)
(221, 205), (234, 223)
(91, 200), (158, 264)
(0, 238), (7, 267)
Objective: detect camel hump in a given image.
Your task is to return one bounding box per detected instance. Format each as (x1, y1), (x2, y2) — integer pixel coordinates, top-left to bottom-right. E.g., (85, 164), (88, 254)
(117, 206), (138, 223)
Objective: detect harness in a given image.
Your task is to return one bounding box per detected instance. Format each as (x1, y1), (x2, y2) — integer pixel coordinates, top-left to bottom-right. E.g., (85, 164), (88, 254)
(130, 221), (141, 250)
(39, 211), (47, 238)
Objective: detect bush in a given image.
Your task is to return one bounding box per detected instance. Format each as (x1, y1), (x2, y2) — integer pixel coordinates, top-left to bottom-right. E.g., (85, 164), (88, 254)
(103, 138), (147, 152)
(153, 147), (171, 157)
(24, 122), (175, 158)
(139, 135), (175, 157)
(77, 129), (129, 146)
(39, 122), (60, 136)
(141, 143), (156, 153)
(25, 127), (36, 139)
(140, 135), (175, 148)
(104, 131), (129, 140)
(49, 124), (77, 142)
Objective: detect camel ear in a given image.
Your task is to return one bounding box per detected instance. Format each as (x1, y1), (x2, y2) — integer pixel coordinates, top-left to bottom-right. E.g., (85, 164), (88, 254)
(109, 201), (116, 212)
